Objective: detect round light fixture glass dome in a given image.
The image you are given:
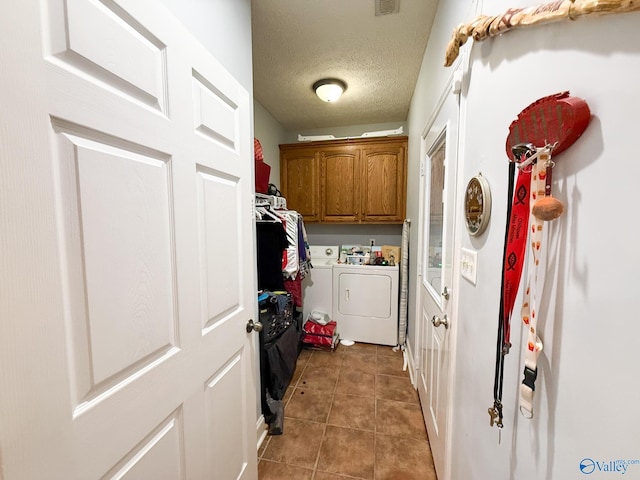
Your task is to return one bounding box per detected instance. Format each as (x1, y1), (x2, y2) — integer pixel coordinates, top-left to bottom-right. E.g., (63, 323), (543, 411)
(313, 79), (347, 102)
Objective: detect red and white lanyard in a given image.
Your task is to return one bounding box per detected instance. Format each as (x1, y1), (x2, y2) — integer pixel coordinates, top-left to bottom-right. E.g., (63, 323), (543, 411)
(489, 146), (534, 432)
(519, 147), (553, 418)
(490, 144), (556, 432)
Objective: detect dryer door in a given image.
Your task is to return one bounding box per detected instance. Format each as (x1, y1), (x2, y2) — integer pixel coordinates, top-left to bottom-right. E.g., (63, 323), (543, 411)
(337, 272), (392, 319)
(333, 266), (399, 346)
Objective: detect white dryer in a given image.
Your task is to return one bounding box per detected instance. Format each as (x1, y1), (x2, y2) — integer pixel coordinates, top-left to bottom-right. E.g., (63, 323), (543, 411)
(302, 245), (339, 322)
(332, 263), (399, 346)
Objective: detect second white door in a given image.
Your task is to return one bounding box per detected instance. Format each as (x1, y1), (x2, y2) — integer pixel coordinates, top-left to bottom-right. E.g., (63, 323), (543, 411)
(416, 68), (462, 480)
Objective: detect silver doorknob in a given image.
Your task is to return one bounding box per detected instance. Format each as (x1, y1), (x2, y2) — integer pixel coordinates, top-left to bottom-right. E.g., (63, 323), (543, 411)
(431, 315), (449, 329)
(246, 319), (263, 333)
(442, 286), (450, 300)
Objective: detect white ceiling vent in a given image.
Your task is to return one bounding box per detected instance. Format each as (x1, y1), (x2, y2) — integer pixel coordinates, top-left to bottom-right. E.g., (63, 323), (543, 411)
(375, 0), (400, 16)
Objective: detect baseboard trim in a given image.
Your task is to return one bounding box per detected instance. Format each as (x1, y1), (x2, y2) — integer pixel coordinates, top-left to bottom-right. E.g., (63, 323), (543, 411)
(256, 415), (267, 451)
(404, 341), (417, 388)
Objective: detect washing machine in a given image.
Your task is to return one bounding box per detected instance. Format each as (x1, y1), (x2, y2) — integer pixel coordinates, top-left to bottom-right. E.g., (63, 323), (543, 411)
(332, 263), (399, 346)
(302, 245), (339, 323)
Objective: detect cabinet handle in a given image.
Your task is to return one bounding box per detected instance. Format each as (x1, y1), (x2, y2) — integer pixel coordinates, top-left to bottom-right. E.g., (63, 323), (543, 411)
(345, 289), (350, 301)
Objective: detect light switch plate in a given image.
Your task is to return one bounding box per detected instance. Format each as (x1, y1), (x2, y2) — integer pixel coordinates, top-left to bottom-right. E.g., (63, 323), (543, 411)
(460, 248), (478, 285)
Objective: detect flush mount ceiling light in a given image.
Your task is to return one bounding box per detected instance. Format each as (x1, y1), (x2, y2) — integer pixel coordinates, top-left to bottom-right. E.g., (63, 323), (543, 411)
(313, 78), (347, 103)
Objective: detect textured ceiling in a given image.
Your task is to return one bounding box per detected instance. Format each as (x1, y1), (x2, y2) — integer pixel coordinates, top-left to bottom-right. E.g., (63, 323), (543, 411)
(251, 0), (439, 131)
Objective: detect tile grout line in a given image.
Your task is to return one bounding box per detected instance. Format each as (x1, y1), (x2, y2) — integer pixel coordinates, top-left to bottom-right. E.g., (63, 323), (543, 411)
(260, 346), (416, 479)
(373, 347), (379, 480)
(309, 349), (341, 480)
(259, 352), (307, 473)
(285, 350), (310, 408)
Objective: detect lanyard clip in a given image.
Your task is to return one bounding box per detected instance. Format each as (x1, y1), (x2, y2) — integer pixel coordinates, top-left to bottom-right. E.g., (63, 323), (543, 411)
(511, 143), (536, 168)
(522, 366), (538, 391)
(513, 142), (558, 170)
(488, 402), (504, 428)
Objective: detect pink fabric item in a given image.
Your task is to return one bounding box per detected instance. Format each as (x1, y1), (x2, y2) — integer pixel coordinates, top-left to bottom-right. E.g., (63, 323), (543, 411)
(254, 137), (270, 193)
(254, 137), (264, 161)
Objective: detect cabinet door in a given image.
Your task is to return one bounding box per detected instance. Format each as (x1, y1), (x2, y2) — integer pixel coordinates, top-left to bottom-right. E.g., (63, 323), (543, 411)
(280, 147), (320, 221)
(361, 141), (407, 222)
(321, 146), (361, 222)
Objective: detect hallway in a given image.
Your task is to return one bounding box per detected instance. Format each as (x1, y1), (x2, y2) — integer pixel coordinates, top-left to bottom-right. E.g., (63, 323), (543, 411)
(258, 343), (437, 479)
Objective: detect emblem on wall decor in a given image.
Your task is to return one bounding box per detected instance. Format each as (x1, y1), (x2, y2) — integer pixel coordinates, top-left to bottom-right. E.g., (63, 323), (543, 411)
(464, 173), (491, 236)
(488, 91), (591, 435)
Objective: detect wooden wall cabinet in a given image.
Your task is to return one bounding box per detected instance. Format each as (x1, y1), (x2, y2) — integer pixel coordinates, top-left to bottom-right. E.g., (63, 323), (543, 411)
(280, 136), (407, 224)
(321, 145), (360, 223)
(280, 146), (321, 222)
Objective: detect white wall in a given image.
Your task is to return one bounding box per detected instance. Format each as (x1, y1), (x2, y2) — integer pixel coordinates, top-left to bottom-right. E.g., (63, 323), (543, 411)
(304, 223), (402, 249)
(408, 1), (640, 478)
(157, 0), (253, 92)
(254, 101), (288, 189)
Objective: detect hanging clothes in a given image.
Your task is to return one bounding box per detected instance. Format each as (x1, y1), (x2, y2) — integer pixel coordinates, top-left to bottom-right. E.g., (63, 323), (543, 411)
(279, 209), (300, 280)
(297, 214), (311, 280)
(283, 277), (302, 307)
(255, 195), (311, 309)
(256, 221), (289, 292)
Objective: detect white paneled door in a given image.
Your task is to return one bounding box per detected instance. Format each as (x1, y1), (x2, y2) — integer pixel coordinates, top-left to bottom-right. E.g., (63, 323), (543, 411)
(416, 68), (462, 480)
(0, 1), (257, 479)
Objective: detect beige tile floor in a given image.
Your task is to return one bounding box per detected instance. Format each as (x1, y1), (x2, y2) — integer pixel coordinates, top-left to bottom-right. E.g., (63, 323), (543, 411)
(258, 342), (437, 480)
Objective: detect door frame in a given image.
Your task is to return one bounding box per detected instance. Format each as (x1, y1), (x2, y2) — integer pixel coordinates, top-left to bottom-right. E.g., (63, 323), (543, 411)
(414, 50), (469, 480)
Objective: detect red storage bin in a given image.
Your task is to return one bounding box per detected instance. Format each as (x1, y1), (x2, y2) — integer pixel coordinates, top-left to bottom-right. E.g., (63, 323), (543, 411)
(255, 160), (271, 194)
(254, 138), (271, 194)
(303, 320), (337, 347)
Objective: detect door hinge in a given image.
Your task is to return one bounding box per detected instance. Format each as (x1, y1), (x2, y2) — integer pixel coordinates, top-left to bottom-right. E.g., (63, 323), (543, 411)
(453, 69), (463, 95)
